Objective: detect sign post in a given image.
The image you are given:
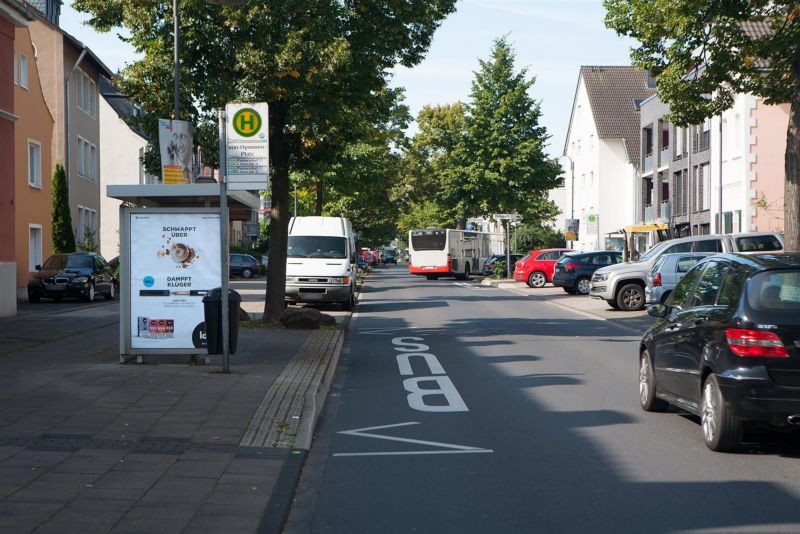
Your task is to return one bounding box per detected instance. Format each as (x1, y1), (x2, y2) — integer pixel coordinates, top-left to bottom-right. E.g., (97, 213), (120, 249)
(218, 108), (231, 373)
(493, 213), (521, 278)
(225, 103), (269, 191)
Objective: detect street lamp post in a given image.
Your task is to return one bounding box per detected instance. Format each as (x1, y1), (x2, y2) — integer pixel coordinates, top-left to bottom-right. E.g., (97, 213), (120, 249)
(559, 155), (575, 248)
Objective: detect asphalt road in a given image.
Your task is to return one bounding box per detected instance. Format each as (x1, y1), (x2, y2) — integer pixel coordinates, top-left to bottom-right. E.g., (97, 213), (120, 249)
(293, 265), (800, 534)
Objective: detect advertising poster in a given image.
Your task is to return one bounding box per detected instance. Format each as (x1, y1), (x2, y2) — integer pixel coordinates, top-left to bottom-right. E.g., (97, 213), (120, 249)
(158, 119), (194, 184)
(565, 218), (580, 242)
(129, 212), (221, 350)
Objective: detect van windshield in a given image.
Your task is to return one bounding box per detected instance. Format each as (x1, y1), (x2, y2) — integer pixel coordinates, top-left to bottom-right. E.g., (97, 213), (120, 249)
(288, 236), (347, 259)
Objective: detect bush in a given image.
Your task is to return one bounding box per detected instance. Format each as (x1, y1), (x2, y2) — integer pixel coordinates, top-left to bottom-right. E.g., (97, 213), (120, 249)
(492, 260), (510, 279)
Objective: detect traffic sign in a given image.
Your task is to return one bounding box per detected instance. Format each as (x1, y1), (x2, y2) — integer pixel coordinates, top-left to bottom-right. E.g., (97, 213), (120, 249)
(226, 102), (269, 190)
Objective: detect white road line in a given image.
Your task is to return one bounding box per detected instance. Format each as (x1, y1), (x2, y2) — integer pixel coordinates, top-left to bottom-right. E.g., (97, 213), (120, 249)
(337, 422), (493, 454)
(334, 449), (493, 457)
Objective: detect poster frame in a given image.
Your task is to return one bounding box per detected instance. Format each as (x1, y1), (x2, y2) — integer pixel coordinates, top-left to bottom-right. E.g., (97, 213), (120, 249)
(119, 206), (221, 360)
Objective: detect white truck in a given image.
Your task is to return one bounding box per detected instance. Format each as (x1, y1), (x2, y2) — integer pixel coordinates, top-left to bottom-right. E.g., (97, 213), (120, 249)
(285, 216), (357, 310)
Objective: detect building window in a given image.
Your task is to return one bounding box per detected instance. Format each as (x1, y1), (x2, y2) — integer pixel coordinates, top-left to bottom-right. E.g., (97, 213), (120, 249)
(28, 225), (43, 272)
(28, 140), (42, 188)
(17, 53), (29, 89)
(77, 206), (97, 247)
(76, 70), (97, 118)
(700, 163), (710, 211)
(77, 136), (85, 177)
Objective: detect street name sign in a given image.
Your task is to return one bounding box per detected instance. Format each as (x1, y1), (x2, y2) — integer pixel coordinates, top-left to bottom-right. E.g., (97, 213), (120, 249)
(225, 102), (269, 191)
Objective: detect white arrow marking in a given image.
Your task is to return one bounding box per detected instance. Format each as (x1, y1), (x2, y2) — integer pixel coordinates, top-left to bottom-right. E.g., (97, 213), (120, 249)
(334, 422), (493, 457)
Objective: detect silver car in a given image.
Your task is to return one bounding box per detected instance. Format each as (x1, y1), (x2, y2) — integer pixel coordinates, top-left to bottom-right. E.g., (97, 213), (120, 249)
(645, 252), (714, 304)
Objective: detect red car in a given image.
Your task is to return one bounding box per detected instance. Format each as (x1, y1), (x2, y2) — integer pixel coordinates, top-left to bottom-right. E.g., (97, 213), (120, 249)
(513, 248), (574, 288)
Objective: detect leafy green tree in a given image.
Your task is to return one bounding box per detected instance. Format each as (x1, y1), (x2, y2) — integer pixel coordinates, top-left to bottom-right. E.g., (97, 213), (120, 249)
(462, 37), (561, 226)
(400, 38), (560, 230)
(604, 1), (800, 250)
(51, 164), (76, 253)
(74, 0), (457, 321)
(513, 223), (566, 253)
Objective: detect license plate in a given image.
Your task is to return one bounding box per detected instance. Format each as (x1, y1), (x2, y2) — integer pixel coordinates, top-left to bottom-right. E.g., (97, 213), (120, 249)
(45, 283), (66, 291)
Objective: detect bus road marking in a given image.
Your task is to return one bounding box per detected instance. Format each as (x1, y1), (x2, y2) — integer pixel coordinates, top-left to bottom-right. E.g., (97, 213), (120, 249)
(334, 422), (493, 457)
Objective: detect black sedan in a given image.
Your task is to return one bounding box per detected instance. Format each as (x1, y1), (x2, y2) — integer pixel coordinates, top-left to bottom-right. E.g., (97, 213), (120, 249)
(552, 251), (622, 295)
(27, 252), (116, 303)
(639, 253), (800, 451)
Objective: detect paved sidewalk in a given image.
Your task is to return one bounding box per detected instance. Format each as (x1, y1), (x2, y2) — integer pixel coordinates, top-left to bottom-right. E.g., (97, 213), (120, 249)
(0, 299), (344, 533)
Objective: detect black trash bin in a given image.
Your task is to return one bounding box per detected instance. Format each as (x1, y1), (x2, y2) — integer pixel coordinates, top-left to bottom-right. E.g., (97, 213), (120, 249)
(202, 288), (242, 354)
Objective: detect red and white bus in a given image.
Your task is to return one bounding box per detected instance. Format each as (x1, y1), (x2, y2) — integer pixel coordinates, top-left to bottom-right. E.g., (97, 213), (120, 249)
(408, 228), (503, 280)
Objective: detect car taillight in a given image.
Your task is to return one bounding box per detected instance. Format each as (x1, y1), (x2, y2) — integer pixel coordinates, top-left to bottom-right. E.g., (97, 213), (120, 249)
(652, 273), (661, 287)
(564, 262), (580, 272)
(725, 328), (788, 358)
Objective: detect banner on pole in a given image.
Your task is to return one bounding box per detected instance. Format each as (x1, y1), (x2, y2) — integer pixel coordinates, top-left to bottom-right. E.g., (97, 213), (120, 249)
(158, 119), (194, 184)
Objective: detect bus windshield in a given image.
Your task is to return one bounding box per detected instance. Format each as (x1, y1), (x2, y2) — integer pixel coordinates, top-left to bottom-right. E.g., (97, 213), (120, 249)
(411, 230), (446, 251)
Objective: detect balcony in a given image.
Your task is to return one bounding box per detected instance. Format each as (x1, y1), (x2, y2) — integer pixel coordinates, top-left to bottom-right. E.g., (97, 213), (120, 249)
(659, 147), (670, 168)
(644, 204), (655, 223)
(659, 200), (671, 221)
(643, 152), (654, 174)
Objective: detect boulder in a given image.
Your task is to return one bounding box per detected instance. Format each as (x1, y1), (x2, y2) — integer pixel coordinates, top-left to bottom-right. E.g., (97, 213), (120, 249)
(280, 307), (322, 329)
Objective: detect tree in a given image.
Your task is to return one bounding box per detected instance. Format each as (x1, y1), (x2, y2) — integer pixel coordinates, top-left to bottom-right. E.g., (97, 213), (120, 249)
(400, 38), (561, 230)
(51, 164), (75, 253)
(462, 37), (561, 226)
(604, 1), (800, 250)
(74, 0), (457, 321)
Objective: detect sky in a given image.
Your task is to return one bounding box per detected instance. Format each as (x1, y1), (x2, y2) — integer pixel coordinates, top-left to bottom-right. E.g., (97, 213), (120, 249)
(59, 0), (637, 158)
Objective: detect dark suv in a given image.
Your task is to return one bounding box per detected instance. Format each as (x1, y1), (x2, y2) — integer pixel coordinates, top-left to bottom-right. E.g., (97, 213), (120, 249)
(553, 251), (622, 295)
(229, 253), (260, 278)
(640, 253), (800, 451)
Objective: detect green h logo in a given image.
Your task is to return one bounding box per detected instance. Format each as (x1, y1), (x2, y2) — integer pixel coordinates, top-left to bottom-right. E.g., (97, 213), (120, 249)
(232, 108), (262, 137)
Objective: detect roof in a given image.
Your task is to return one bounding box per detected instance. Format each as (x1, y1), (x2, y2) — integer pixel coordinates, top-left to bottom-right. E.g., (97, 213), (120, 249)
(565, 66), (656, 163)
(740, 21), (772, 40)
(99, 76), (148, 140)
(0, 0), (36, 25)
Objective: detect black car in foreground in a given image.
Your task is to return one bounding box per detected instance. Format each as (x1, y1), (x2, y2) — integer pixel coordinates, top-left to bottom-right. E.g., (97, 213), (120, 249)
(27, 252), (115, 303)
(552, 250), (622, 295)
(640, 253), (800, 451)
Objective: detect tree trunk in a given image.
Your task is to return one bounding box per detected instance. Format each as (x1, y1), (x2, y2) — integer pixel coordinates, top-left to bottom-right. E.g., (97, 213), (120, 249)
(315, 181), (323, 216)
(785, 58), (800, 252)
(264, 106), (290, 322)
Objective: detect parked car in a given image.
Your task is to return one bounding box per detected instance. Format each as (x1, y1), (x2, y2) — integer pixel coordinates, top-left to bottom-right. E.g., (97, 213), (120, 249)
(382, 249), (398, 264)
(640, 253), (800, 451)
(645, 252), (714, 304)
(553, 251), (622, 295)
(513, 248), (573, 288)
(27, 252), (116, 303)
(483, 253), (524, 277)
(230, 253), (260, 278)
(590, 232), (783, 312)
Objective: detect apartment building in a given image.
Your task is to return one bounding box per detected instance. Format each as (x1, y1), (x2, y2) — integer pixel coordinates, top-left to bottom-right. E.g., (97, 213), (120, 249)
(560, 66), (656, 251)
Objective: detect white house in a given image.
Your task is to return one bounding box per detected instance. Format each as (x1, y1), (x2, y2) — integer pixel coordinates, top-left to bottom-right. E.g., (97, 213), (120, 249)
(558, 66), (656, 252)
(98, 77), (154, 259)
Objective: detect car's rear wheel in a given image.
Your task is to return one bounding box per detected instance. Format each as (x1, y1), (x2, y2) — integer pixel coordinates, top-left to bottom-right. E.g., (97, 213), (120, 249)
(575, 277), (591, 295)
(105, 283), (115, 300)
(526, 271), (546, 288)
(639, 350), (668, 412)
(242, 268), (253, 279)
(701, 375), (743, 452)
(616, 283), (644, 311)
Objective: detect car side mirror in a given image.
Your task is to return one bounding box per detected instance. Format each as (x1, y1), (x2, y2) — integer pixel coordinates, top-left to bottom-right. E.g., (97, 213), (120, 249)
(35, 265), (42, 271)
(647, 304), (669, 318)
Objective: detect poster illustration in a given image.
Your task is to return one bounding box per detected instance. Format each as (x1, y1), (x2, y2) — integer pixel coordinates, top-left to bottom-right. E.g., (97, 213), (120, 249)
(158, 119), (194, 184)
(129, 212), (221, 350)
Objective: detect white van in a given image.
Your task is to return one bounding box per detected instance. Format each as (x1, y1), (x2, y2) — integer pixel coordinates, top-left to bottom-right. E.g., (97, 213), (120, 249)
(285, 216), (357, 310)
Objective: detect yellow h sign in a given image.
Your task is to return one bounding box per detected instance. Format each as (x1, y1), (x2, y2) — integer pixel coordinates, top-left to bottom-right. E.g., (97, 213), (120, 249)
(232, 108), (262, 137)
